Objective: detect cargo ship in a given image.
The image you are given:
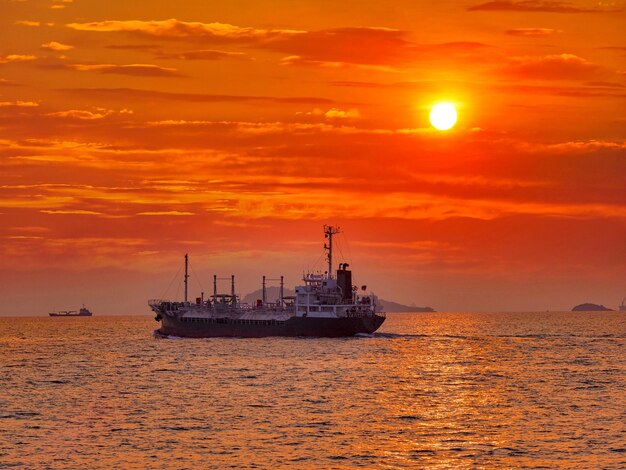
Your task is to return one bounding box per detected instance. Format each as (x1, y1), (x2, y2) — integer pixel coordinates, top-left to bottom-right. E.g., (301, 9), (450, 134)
(149, 226), (385, 337)
(49, 306), (93, 317)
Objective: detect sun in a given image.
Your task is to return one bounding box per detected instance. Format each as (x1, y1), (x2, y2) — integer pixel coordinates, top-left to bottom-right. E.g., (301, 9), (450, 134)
(430, 103), (457, 131)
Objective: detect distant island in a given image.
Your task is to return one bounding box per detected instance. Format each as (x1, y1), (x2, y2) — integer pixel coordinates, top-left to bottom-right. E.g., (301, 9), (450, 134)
(242, 287), (435, 313)
(571, 303), (613, 312)
(377, 299), (435, 313)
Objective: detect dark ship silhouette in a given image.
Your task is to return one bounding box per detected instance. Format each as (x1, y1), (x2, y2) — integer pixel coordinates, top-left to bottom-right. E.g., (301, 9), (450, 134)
(150, 226), (385, 337)
(49, 306), (93, 317)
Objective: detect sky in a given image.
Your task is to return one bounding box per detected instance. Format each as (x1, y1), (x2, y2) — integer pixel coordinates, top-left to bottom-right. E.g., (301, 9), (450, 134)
(1, 0), (625, 314)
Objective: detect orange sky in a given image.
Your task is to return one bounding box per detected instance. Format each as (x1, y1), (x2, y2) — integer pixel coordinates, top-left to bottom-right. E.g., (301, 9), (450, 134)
(1, 0), (625, 314)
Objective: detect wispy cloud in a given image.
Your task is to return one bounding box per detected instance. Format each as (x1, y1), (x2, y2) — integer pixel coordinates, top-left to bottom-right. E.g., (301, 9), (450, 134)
(47, 108), (133, 120)
(137, 211), (195, 216)
(41, 41), (74, 51)
(66, 19), (302, 42)
(599, 46), (626, 52)
(469, 1), (621, 13)
(296, 108), (361, 119)
(156, 49), (249, 60)
(503, 53), (604, 80)
(0, 54), (37, 64)
(0, 100), (39, 107)
(66, 19), (491, 68)
(41, 209), (102, 215)
(105, 44), (160, 52)
(0, 78), (20, 86)
(50, 0), (73, 9)
(272, 31), (490, 67)
(68, 63), (182, 77)
(279, 55), (398, 72)
(505, 28), (562, 36)
(59, 87), (335, 104)
(15, 20), (54, 27)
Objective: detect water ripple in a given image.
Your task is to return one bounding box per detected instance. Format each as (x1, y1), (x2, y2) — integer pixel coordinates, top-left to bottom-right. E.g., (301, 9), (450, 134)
(0, 312), (624, 468)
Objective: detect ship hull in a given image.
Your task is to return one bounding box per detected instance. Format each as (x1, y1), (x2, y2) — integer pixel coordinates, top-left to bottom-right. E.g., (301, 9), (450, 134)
(158, 314), (385, 338)
(49, 313), (92, 317)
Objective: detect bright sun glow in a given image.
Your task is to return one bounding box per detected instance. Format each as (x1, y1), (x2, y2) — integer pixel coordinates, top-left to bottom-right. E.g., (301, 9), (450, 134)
(430, 103), (457, 131)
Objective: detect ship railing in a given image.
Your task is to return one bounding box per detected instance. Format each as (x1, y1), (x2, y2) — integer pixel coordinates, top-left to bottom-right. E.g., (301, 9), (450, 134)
(345, 308), (385, 318)
(148, 299), (189, 311)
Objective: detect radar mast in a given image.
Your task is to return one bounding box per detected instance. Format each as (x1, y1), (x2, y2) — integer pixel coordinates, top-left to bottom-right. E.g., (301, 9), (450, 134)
(324, 225), (341, 279)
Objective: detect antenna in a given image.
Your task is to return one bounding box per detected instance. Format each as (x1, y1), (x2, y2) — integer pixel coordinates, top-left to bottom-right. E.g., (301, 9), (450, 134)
(262, 275), (266, 304)
(184, 254), (189, 303)
(323, 225), (341, 279)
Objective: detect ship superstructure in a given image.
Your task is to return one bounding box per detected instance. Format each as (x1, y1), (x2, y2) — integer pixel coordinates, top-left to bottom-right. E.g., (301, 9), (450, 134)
(149, 226), (385, 337)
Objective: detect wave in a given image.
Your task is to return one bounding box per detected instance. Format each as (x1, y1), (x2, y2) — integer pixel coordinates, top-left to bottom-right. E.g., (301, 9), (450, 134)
(152, 329), (184, 340)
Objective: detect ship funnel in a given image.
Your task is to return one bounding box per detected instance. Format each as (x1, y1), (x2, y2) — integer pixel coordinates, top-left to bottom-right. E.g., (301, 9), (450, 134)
(336, 265), (353, 301)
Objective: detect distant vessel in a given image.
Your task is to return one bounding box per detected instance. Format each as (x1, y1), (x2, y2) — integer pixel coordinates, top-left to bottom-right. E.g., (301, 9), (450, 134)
(571, 303), (612, 312)
(49, 306), (93, 317)
(620, 298), (626, 312)
(150, 226), (386, 338)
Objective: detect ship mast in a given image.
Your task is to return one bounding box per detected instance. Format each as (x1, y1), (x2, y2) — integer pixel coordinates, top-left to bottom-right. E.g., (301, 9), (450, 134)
(184, 253), (189, 303)
(324, 225), (341, 279)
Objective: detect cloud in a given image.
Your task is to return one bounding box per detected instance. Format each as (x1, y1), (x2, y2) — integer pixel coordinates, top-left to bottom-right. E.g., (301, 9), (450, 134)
(266, 27), (413, 66)
(503, 53), (603, 80)
(105, 44), (161, 51)
(469, 1), (621, 13)
(278, 41), (491, 69)
(541, 140), (626, 153)
(156, 49), (249, 60)
(50, 0), (72, 9)
(47, 108), (132, 120)
(324, 108), (360, 119)
(296, 108), (360, 119)
(139, 120), (388, 136)
(137, 211), (195, 216)
(0, 54), (37, 64)
(41, 210), (102, 215)
(15, 20), (44, 27)
(60, 87), (335, 105)
(2, 132), (626, 229)
(505, 28), (562, 36)
(599, 46), (626, 52)
(330, 80), (407, 89)
(7, 235), (45, 240)
(68, 63), (182, 77)
(272, 30), (491, 67)
(480, 81), (626, 98)
(279, 55), (398, 72)
(583, 81), (625, 89)
(66, 19), (302, 42)
(0, 78), (20, 86)
(0, 100), (39, 107)
(41, 41), (74, 51)
(66, 19), (492, 67)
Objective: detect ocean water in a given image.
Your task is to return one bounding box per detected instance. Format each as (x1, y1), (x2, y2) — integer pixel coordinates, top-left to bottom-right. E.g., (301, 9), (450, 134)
(0, 312), (624, 469)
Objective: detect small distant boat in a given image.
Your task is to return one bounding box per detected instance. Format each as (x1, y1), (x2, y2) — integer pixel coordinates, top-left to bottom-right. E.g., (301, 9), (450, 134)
(620, 298), (626, 312)
(49, 306), (93, 317)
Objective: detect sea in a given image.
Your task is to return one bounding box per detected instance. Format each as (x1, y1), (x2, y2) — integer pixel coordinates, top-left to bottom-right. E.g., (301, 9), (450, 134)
(0, 312), (624, 469)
